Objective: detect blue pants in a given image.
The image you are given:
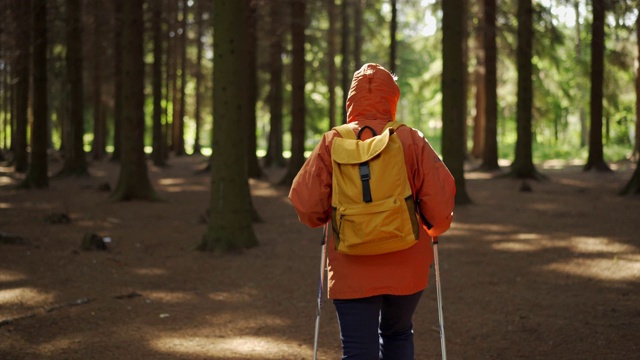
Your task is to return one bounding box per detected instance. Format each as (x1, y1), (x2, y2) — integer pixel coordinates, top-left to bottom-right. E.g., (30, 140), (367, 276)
(333, 291), (423, 360)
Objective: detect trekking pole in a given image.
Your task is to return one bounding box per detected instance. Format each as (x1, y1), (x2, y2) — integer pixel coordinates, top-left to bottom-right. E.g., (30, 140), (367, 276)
(313, 223), (329, 360)
(433, 236), (447, 360)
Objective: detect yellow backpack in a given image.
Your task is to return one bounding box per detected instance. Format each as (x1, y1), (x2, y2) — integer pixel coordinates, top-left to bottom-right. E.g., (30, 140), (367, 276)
(330, 122), (420, 255)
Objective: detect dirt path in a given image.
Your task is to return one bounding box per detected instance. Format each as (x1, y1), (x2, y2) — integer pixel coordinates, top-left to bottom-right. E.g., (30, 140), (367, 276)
(1, 156), (639, 359)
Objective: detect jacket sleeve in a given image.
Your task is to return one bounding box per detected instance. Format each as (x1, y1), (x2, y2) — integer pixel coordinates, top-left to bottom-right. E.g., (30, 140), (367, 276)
(288, 133), (334, 228)
(409, 129), (456, 237)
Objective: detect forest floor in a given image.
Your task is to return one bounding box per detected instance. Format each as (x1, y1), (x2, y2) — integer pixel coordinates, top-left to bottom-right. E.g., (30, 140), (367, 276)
(0, 154), (639, 360)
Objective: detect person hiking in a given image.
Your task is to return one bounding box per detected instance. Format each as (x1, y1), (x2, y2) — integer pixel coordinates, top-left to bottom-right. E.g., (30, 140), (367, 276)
(289, 63), (456, 359)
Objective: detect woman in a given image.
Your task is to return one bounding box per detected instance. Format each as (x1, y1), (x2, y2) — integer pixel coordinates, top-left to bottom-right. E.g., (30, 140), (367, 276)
(289, 63), (456, 359)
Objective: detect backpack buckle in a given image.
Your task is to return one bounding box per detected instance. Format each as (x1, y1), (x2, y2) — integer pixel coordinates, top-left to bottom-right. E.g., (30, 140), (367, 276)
(359, 162), (372, 203)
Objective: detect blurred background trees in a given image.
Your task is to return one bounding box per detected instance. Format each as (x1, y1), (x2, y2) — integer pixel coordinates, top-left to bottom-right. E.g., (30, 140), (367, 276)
(1, 0), (639, 245)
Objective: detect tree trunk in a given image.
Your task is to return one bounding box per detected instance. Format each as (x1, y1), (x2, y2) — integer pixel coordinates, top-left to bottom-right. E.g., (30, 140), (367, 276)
(584, 0), (611, 172)
(1, 57), (8, 153)
(633, 11), (640, 160)
(22, 0), (48, 188)
(200, 0), (257, 252)
(173, 0), (187, 156)
(13, 0), (30, 173)
(111, 0), (123, 161)
(442, 0), (471, 204)
(2, 3), (12, 155)
(620, 155), (640, 195)
(480, 0), (499, 170)
(471, 0), (485, 159)
(163, 0), (175, 161)
(575, 0), (588, 148)
(341, 0), (350, 124)
(510, 0), (539, 179)
(110, 0), (158, 201)
(91, 0), (106, 161)
(327, 0), (337, 129)
(281, 0), (307, 186)
(353, 0), (362, 71)
(59, 0), (88, 176)
(151, 0), (166, 167)
(389, 0), (397, 74)
(246, 0), (263, 178)
(168, 0), (179, 153)
(193, 0), (204, 156)
(264, 0), (285, 168)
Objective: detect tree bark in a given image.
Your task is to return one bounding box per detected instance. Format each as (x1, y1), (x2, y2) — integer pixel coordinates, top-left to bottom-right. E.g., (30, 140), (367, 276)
(111, 0), (123, 161)
(281, 0), (307, 186)
(173, 0), (187, 156)
(200, 0), (257, 252)
(151, 0), (166, 166)
(1, 55), (8, 153)
(246, 0), (263, 178)
(620, 155), (640, 195)
(341, 0), (350, 124)
(110, 0), (158, 201)
(163, 0), (175, 160)
(353, 0), (362, 71)
(264, 0), (285, 168)
(480, 0), (499, 171)
(471, 0), (486, 159)
(510, 0), (540, 179)
(13, 0), (30, 173)
(442, 0), (471, 204)
(193, 0), (204, 156)
(91, 0), (106, 161)
(633, 11), (640, 160)
(584, 0), (611, 172)
(389, 0), (397, 74)
(575, 0), (588, 148)
(168, 0), (179, 153)
(59, 0), (88, 176)
(22, 0), (48, 188)
(327, 0), (337, 130)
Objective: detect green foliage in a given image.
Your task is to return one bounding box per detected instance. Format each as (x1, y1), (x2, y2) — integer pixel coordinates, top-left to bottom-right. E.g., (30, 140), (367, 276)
(2, 0), (637, 166)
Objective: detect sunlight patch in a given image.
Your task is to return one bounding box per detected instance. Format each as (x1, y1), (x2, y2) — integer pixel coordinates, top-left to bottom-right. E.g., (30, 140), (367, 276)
(568, 236), (636, 254)
(35, 336), (81, 355)
(206, 285), (259, 303)
(158, 178), (187, 186)
(492, 241), (541, 252)
(0, 287), (55, 307)
(150, 335), (309, 359)
(0, 178), (13, 186)
(131, 267), (167, 276)
(516, 233), (542, 240)
(453, 222), (518, 233)
(145, 291), (195, 303)
(465, 172), (495, 180)
(204, 313), (289, 330)
(162, 185), (208, 193)
(0, 270), (26, 282)
(543, 256), (640, 282)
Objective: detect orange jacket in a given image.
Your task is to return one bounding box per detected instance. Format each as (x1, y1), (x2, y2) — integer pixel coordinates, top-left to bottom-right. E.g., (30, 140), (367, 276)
(289, 63), (455, 299)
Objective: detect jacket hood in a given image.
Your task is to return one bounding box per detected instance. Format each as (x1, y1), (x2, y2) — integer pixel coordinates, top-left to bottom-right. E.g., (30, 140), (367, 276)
(346, 63), (400, 124)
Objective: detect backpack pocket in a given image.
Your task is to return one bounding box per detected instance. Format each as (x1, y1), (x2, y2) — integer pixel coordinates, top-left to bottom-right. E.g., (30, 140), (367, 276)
(333, 196), (418, 255)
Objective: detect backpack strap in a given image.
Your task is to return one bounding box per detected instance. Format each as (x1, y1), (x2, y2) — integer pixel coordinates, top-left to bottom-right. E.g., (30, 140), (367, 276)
(387, 121), (433, 229)
(332, 124), (375, 203)
(333, 124), (356, 139)
(384, 121), (405, 134)
(357, 126), (377, 140)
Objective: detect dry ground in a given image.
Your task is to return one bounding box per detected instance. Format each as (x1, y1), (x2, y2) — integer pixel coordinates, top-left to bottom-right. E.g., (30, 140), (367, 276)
(1, 155), (639, 359)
